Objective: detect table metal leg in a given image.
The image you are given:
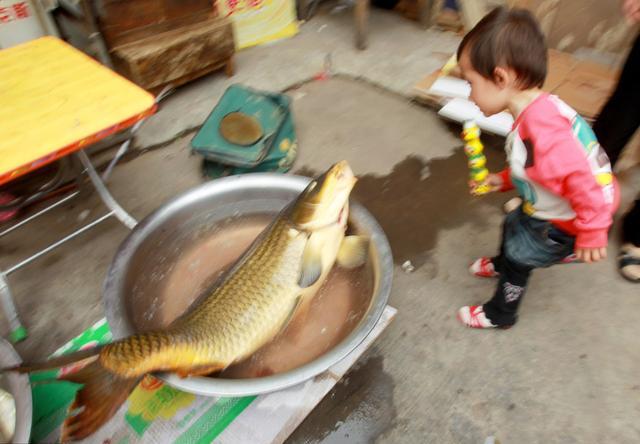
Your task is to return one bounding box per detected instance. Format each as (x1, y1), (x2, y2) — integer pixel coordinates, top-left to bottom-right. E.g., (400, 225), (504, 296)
(75, 150), (137, 229)
(0, 151), (133, 343)
(0, 152), (135, 342)
(0, 272), (26, 343)
(0, 95), (166, 341)
(101, 86), (173, 182)
(0, 191), (80, 239)
(5, 213), (114, 276)
(101, 122), (143, 182)
(417, 0), (435, 29)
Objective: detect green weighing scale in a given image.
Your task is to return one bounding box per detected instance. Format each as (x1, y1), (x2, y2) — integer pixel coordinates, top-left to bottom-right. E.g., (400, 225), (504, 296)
(191, 85), (298, 178)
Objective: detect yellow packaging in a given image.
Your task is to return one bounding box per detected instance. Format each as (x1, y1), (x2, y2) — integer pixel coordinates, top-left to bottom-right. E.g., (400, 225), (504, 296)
(471, 168), (489, 182)
(219, 0), (298, 50)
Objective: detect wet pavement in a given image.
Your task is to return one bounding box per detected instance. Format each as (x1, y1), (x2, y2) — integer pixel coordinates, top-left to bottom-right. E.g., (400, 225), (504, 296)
(2, 20), (640, 444)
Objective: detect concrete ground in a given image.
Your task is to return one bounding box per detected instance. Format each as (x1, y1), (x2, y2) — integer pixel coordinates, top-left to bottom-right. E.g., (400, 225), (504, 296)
(2, 5), (640, 444)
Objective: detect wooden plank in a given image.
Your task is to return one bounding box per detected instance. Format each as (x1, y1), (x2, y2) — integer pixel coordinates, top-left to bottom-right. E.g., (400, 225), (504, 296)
(543, 49), (578, 92)
(111, 17), (235, 91)
(96, 0), (215, 47)
(102, 12), (218, 47)
(411, 70), (448, 108)
(553, 59), (619, 120)
(457, 0), (509, 30)
(354, 0), (370, 50)
(458, 0), (489, 30)
(417, 0), (436, 28)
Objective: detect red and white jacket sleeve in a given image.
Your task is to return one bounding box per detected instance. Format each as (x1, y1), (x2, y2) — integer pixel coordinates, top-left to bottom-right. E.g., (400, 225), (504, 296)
(518, 114), (612, 249)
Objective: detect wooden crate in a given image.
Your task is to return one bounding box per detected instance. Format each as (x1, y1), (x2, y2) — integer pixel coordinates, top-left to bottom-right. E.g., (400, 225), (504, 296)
(96, 0), (216, 46)
(111, 16), (235, 92)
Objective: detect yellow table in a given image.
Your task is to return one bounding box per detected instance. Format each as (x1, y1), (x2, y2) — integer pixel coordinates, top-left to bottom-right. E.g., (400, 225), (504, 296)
(0, 36), (155, 184)
(0, 37), (156, 342)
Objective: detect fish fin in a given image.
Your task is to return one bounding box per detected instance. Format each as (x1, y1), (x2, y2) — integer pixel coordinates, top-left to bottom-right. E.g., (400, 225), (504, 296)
(287, 293), (314, 336)
(295, 293), (314, 322)
(175, 363), (226, 378)
(337, 236), (369, 269)
(272, 295), (303, 337)
(298, 235), (323, 288)
(275, 292), (315, 342)
(1, 345), (104, 374)
(59, 360), (140, 442)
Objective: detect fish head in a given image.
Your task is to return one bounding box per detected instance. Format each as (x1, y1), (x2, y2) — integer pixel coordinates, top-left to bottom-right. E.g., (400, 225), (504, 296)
(291, 160), (357, 231)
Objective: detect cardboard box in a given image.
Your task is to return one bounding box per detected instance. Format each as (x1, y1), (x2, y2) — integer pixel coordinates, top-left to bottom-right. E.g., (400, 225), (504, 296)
(543, 49), (578, 92)
(508, 0), (637, 55)
(553, 58), (620, 119)
(413, 48), (620, 121)
(30, 308), (397, 444)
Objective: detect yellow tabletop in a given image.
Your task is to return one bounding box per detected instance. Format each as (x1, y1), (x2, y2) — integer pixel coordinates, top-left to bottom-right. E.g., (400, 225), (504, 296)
(0, 37), (156, 185)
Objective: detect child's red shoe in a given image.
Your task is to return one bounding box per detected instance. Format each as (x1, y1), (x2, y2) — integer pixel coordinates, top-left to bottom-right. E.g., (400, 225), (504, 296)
(457, 305), (513, 329)
(469, 257), (499, 278)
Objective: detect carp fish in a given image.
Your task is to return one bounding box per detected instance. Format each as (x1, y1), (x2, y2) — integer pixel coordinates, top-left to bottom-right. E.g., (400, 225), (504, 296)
(4, 160), (368, 441)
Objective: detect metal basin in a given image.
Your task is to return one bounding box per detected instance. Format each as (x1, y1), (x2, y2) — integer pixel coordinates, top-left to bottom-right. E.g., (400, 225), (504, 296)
(104, 173), (393, 397)
(0, 339), (32, 443)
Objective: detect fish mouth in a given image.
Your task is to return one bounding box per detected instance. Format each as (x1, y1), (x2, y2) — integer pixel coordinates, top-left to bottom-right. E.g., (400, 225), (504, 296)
(294, 201), (348, 231)
(335, 162), (357, 188)
(290, 161), (356, 230)
(338, 206), (346, 225)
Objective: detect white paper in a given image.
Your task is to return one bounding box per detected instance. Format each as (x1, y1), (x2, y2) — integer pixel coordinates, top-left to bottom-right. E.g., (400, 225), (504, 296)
(437, 97), (514, 137)
(428, 76), (471, 99)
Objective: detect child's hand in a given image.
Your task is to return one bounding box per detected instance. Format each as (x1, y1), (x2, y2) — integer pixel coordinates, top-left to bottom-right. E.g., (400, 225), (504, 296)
(575, 247), (607, 263)
(469, 173), (503, 194)
(623, 0), (640, 23)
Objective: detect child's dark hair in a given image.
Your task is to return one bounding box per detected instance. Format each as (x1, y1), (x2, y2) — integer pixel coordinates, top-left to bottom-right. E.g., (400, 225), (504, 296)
(457, 7), (547, 89)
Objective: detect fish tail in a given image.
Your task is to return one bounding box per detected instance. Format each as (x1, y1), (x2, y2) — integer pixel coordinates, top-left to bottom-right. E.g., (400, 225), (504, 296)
(100, 332), (198, 377)
(59, 359), (140, 442)
(1, 346), (104, 373)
